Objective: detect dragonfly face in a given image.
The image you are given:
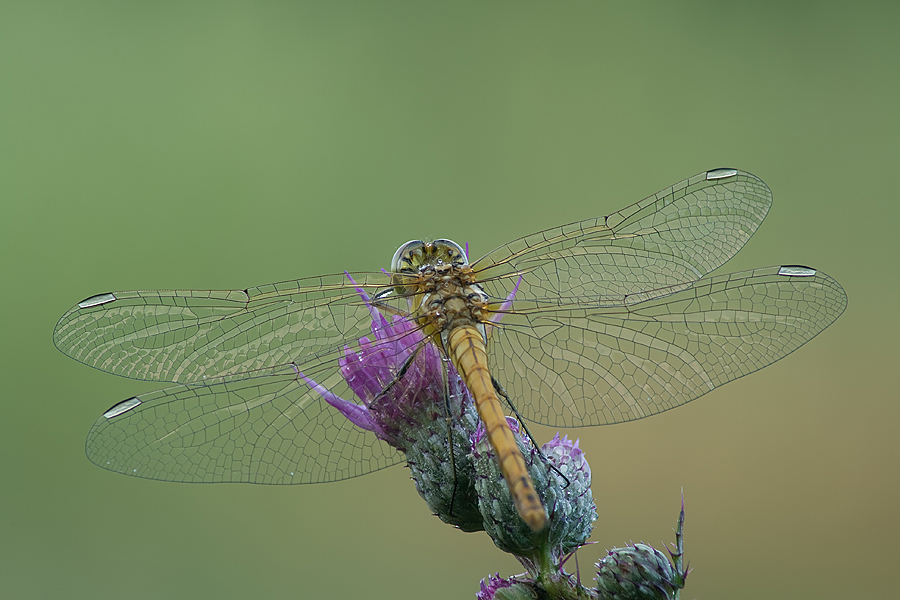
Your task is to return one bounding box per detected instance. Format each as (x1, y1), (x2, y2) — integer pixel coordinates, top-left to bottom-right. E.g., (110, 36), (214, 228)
(53, 169), (847, 532)
(391, 238), (468, 272)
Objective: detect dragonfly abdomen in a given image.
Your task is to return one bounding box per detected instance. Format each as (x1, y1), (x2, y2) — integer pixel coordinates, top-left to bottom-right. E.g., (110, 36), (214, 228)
(446, 324), (547, 532)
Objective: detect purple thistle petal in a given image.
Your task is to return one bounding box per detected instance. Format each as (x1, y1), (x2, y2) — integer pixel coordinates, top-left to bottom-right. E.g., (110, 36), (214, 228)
(340, 341), (387, 402)
(476, 573), (514, 600)
(490, 275), (521, 325)
(542, 433), (584, 461)
(344, 272), (388, 329)
(298, 371), (380, 434)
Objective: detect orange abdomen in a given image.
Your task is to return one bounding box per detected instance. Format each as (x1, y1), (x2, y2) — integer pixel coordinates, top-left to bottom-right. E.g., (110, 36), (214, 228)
(446, 326), (547, 531)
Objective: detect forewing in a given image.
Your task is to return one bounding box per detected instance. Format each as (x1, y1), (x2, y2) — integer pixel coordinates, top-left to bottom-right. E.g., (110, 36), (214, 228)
(487, 266), (847, 427)
(474, 169), (772, 302)
(53, 271), (395, 384)
(86, 363), (404, 483)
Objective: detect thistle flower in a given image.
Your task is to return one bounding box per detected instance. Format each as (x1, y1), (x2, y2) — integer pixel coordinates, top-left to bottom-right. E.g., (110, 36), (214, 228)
(300, 280), (485, 531)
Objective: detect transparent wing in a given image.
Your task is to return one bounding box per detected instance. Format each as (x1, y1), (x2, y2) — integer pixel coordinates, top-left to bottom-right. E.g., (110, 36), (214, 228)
(85, 363), (404, 483)
(57, 271), (416, 484)
(487, 266), (847, 427)
(53, 271), (395, 384)
(473, 169), (772, 302)
(58, 168), (837, 485)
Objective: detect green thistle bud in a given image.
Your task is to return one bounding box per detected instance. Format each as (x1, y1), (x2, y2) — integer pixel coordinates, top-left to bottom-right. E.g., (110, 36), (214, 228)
(595, 543), (685, 600)
(403, 376), (484, 532)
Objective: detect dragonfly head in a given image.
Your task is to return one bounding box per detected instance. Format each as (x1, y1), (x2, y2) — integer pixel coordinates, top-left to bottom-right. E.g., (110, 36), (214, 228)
(391, 239), (468, 272)
(388, 239), (468, 294)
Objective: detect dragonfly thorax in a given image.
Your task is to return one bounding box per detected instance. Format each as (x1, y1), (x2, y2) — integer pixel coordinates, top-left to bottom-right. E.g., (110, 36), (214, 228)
(387, 239), (491, 349)
(410, 270), (490, 348)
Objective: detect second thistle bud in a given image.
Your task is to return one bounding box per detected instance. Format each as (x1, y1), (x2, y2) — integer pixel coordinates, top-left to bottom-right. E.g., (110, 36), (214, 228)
(595, 543), (685, 600)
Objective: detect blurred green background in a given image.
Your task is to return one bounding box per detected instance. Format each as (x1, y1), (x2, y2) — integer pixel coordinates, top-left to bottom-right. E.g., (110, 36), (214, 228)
(2, 2), (897, 599)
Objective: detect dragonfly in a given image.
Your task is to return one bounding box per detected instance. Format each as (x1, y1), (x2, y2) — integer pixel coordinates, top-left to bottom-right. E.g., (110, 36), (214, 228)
(54, 168), (847, 532)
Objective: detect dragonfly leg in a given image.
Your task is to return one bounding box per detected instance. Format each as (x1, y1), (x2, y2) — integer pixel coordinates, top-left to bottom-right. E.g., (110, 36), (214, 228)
(490, 375), (571, 489)
(372, 343), (424, 402)
(440, 357), (461, 521)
